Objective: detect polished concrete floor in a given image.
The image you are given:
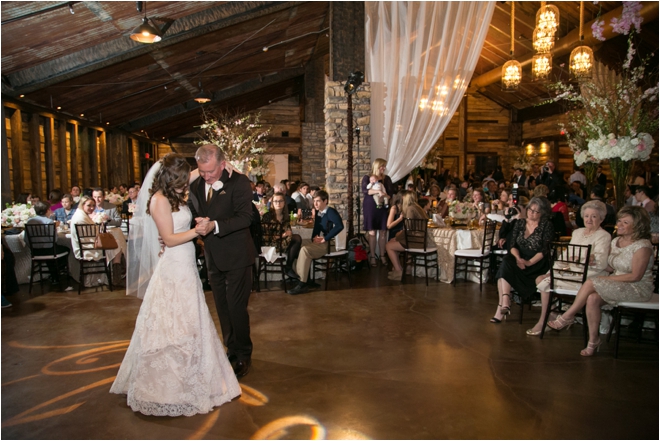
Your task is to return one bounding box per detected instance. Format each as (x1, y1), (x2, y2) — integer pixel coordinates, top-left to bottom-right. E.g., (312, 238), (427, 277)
(2, 266), (658, 440)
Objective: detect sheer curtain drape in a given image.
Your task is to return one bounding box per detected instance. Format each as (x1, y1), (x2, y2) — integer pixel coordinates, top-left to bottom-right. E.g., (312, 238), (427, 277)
(366, 1), (495, 182)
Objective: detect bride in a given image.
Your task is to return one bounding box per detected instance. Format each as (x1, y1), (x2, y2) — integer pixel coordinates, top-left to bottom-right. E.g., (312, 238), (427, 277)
(110, 153), (241, 417)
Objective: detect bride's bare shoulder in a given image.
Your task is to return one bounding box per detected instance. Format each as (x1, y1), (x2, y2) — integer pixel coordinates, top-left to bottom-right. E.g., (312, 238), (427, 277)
(149, 191), (171, 212)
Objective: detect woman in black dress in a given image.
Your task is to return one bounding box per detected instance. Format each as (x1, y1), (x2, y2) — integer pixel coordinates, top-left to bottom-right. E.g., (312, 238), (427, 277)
(491, 197), (554, 323)
(362, 158), (394, 267)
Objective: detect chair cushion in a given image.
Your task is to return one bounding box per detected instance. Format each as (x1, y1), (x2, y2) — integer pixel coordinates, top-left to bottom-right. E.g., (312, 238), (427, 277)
(405, 247), (437, 254)
(493, 249), (508, 255)
(553, 288), (578, 296)
(454, 249), (489, 258)
(618, 294), (659, 310)
(33, 252), (69, 260)
(259, 253), (286, 259)
(325, 251), (349, 257)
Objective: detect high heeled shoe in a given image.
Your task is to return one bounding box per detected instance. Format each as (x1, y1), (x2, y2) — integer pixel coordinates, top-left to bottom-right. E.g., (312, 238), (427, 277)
(580, 339), (602, 357)
(490, 305), (508, 323)
(500, 294), (511, 316)
(525, 327), (549, 336)
(547, 314), (575, 331)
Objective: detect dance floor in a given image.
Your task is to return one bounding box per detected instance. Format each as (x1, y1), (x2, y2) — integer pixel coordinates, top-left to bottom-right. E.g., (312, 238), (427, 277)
(2, 266), (658, 439)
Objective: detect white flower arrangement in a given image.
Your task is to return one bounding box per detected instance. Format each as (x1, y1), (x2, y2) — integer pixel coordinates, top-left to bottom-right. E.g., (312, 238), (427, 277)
(447, 201), (475, 220)
(127, 203), (137, 214)
(91, 212), (109, 224)
(586, 132), (654, 162)
(1, 203), (36, 227)
(105, 193), (124, 205)
(252, 200), (268, 216)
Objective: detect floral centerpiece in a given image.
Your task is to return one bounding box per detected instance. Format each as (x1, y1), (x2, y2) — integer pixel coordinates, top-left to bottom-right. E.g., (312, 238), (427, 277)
(512, 151), (534, 172)
(253, 200), (268, 216)
(249, 154), (272, 182)
(447, 201), (475, 220)
(549, 2), (658, 209)
(1, 203), (36, 227)
(197, 110), (270, 173)
(106, 193), (124, 205)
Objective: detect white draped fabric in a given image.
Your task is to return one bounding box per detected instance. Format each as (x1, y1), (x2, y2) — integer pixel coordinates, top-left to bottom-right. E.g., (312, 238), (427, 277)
(365, 1), (495, 182)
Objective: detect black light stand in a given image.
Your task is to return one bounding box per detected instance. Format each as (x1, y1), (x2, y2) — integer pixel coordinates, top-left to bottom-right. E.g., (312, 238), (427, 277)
(354, 126), (364, 239)
(343, 71), (364, 240)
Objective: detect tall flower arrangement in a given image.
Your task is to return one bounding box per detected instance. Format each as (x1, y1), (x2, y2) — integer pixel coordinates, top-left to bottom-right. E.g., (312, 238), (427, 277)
(197, 110), (270, 172)
(549, 3), (658, 209)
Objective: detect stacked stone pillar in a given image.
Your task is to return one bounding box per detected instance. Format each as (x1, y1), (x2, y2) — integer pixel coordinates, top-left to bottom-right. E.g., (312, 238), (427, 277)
(324, 80), (371, 232)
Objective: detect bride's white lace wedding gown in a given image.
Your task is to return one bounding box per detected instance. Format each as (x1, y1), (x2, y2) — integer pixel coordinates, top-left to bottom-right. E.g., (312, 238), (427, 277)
(110, 205), (241, 417)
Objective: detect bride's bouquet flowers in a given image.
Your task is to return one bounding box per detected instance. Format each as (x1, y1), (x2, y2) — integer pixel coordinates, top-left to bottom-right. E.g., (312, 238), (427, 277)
(91, 212), (109, 224)
(1, 203), (36, 227)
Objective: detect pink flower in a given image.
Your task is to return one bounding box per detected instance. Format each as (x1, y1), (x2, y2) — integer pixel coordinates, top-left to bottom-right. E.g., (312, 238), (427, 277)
(591, 19), (606, 41)
(609, 139), (617, 146)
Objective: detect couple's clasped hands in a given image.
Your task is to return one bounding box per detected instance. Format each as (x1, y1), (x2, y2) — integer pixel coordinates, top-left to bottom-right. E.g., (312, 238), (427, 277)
(195, 217), (215, 236)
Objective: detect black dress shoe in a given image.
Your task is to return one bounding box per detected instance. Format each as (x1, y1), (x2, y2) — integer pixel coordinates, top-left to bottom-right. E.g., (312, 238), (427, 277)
(288, 282), (311, 295)
(228, 353), (237, 367)
(233, 359), (251, 378)
(306, 280), (321, 289)
(285, 269), (300, 280)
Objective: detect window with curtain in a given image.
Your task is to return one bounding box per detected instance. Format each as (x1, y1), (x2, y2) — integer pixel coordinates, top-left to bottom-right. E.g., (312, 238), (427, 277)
(365, 1), (495, 182)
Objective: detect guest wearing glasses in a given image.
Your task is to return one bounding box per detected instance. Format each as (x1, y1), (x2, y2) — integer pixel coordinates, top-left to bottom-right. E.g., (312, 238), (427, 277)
(490, 197), (554, 323)
(261, 193), (303, 280)
(548, 206), (654, 357)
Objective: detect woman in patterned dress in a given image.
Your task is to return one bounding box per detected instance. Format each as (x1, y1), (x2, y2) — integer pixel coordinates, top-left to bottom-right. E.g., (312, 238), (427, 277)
(262, 192), (303, 279)
(548, 206), (654, 356)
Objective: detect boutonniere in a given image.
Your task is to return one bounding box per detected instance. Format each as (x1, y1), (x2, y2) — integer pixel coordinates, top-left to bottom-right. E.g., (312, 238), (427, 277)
(212, 181), (224, 191)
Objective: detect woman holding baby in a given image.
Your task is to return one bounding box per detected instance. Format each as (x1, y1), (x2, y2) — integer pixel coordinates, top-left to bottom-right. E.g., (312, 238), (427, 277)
(362, 158), (394, 267)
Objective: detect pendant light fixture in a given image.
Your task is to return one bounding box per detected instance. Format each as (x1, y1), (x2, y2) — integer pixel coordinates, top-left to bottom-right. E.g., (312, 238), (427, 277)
(194, 81), (211, 104)
(532, 25), (554, 54)
(502, 1), (521, 92)
(532, 53), (553, 81)
(570, 1), (594, 80)
(536, 2), (559, 36)
(130, 1), (173, 44)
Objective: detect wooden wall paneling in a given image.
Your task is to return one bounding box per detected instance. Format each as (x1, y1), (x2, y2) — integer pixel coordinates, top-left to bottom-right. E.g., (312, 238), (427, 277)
(44, 117), (55, 194)
(29, 113), (42, 196)
(99, 131), (108, 188)
(128, 137), (135, 184)
(10, 109), (24, 197)
(80, 126), (90, 186)
(58, 119), (68, 191)
(89, 129), (99, 187)
(458, 96), (468, 178)
(70, 122), (79, 186)
(1, 105), (12, 205)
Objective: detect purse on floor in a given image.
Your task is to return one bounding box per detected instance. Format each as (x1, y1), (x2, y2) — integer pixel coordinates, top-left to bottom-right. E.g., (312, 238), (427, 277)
(94, 223), (118, 250)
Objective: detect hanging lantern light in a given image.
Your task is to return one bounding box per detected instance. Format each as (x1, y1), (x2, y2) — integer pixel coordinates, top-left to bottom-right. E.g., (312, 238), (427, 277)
(532, 53), (553, 81)
(533, 26), (554, 54)
(502, 1), (521, 92)
(570, 1), (593, 80)
(536, 2), (559, 36)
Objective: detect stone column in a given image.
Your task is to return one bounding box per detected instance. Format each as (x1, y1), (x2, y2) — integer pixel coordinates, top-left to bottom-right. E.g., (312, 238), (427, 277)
(324, 80), (371, 231)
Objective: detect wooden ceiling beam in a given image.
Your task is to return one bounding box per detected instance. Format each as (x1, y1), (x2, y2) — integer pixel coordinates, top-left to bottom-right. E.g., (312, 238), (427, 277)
(118, 67), (305, 133)
(471, 2), (660, 89)
(2, 1), (299, 95)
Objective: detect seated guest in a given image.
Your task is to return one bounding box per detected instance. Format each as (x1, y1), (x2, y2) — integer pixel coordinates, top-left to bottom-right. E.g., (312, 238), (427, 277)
(122, 186), (139, 214)
(288, 190), (344, 295)
(253, 180), (266, 202)
(272, 183), (297, 214)
(48, 189), (63, 211)
(15, 192), (31, 204)
(91, 187), (122, 227)
(426, 184), (441, 206)
(526, 200), (612, 336)
(634, 186), (656, 213)
(262, 192), (303, 280)
(549, 186), (573, 236)
(418, 197), (431, 218)
(491, 197), (554, 323)
(25, 201), (69, 282)
(118, 183), (129, 197)
(387, 191), (406, 241)
(436, 188), (458, 218)
(485, 180), (499, 201)
(385, 191), (434, 281)
(291, 182), (313, 210)
(569, 181), (585, 206)
(576, 184), (616, 228)
(533, 184), (549, 198)
(70, 196), (124, 280)
(548, 206), (654, 356)
(52, 194), (76, 223)
(491, 187), (511, 214)
(70, 185), (82, 205)
(470, 188), (490, 225)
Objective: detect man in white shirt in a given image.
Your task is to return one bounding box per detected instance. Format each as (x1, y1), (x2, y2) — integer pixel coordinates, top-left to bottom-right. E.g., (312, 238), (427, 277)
(569, 166), (587, 187)
(92, 188), (122, 227)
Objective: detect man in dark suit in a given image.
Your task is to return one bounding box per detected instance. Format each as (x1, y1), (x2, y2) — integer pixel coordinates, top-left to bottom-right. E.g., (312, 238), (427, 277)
(512, 168), (527, 187)
(188, 144), (257, 378)
(121, 186), (138, 214)
(596, 165), (607, 188)
(288, 190), (344, 295)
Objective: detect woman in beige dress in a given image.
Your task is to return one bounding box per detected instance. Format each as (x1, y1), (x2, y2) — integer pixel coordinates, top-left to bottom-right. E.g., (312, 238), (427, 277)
(548, 206), (654, 356)
(70, 196), (125, 265)
(526, 200), (612, 336)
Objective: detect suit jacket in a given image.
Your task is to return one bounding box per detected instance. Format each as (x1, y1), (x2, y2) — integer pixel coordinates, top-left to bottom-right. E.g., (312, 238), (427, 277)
(596, 172), (607, 187)
(514, 174), (527, 187)
(188, 169), (257, 271)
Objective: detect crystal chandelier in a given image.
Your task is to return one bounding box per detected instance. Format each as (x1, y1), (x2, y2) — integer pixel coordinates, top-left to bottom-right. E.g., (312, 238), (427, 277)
(570, 1), (593, 80)
(502, 1), (521, 92)
(536, 2), (559, 36)
(533, 26), (554, 54)
(532, 53), (553, 81)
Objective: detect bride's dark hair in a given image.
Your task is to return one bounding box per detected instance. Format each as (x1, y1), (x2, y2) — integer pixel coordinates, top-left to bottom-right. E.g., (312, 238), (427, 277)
(147, 153), (191, 214)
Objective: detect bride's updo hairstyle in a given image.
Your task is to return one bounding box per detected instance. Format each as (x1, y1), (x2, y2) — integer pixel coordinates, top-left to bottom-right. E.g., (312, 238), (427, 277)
(147, 153), (191, 214)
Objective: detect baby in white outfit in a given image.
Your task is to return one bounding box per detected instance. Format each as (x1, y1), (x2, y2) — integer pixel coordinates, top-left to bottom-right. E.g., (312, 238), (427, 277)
(366, 175), (390, 208)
